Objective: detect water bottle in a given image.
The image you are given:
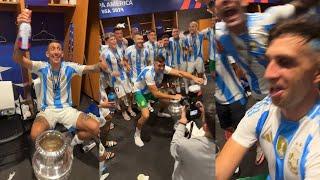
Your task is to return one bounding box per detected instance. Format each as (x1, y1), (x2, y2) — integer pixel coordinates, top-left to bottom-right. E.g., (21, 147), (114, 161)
(107, 92), (117, 114)
(18, 22), (31, 51)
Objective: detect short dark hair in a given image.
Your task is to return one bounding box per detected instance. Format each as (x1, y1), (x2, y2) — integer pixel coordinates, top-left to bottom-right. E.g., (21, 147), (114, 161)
(147, 30), (156, 35)
(161, 34), (170, 40)
(47, 40), (62, 50)
(133, 33), (143, 40)
(154, 55), (165, 63)
(268, 14), (320, 50)
(113, 27), (123, 32)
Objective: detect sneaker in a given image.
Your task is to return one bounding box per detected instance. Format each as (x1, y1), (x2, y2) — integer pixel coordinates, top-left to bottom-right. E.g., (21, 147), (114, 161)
(234, 166), (240, 175)
(134, 134), (144, 147)
(147, 102), (154, 112)
(122, 111), (131, 121)
(157, 112), (171, 118)
(110, 122), (115, 130)
(128, 109), (136, 117)
(117, 104), (121, 111)
(100, 173), (109, 180)
(82, 141), (96, 153)
(149, 100), (155, 104)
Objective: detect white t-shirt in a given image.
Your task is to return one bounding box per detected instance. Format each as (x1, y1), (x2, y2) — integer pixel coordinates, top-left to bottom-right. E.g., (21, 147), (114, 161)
(133, 65), (172, 94)
(233, 97), (320, 179)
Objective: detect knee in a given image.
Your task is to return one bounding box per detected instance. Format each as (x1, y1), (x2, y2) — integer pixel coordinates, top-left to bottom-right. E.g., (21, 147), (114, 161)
(30, 120), (49, 141)
(30, 128), (43, 142)
(142, 110), (150, 120)
(90, 120), (100, 137)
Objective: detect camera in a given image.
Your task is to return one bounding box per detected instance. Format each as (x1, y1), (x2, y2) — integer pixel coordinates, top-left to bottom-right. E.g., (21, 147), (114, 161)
(180, 85), (202, 121)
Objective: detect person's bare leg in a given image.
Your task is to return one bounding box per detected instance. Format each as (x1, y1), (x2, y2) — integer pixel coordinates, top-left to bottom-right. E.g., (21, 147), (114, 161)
(127, 94), (136, 117)
(101, 116), (111, 136)
(135, 108), (150, 147)
(30, 116), (50, 141)
(71, 113), (100, 147)
(120, 97), (130, 121)
(158, 99), (171, 118)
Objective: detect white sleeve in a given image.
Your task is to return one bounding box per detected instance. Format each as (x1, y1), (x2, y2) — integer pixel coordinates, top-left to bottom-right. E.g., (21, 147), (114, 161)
(304, 134), (320, 180)
(227, 56), (236, 64)
(215, 22), (226, 31)
(124, 47), (130, 60)
(201, 28), (210, 38)
(232, 97), (272, 148)
(31, 61), (46, 74)
(66, 62), (86, 77)
(164, 66), (172, 74)
(262, 4), (295, 26)
(145, 71), (156, 86)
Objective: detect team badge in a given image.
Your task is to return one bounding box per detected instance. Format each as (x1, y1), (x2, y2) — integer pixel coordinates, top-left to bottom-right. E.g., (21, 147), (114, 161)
(276, 135), (288, 159)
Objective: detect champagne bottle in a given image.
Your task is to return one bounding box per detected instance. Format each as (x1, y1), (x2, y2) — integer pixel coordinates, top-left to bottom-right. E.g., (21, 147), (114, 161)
(18, 22), (31, 50)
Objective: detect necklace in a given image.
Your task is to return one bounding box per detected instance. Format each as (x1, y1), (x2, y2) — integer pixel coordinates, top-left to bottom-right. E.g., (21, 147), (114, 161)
(50, 65), (61, 94)
(111, 49), (124, 72)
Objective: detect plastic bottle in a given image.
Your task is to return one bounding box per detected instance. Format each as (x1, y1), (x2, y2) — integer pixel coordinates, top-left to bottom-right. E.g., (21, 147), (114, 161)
(107, 92), (117, 114)
(18, 22), (31, 51)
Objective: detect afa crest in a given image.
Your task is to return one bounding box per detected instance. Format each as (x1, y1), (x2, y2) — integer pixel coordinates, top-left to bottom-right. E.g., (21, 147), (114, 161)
(276, 135), (288, 159)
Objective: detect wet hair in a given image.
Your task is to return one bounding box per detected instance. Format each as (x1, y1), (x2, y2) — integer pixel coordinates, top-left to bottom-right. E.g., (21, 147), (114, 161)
(268, 14), (320, 52)
(154, 55), (165, 63)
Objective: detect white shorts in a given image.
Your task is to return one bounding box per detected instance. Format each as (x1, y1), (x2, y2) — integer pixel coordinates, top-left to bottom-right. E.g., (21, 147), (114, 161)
(99, 107), (110, 118)
(37, 107), (82, 129)
(114, 79), (133, 98)
(187, 57), (204, 74)
(98, 110), (108, 127)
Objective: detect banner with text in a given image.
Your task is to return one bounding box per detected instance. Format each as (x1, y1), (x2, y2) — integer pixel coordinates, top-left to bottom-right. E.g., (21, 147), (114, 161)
(26, 0), (48, 6)
(99, 0), (205, 19)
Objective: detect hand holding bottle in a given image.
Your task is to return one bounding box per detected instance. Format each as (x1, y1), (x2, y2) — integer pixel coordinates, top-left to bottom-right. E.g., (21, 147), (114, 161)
(17, 9), (32, 50)
(17, 9), (32, 25)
